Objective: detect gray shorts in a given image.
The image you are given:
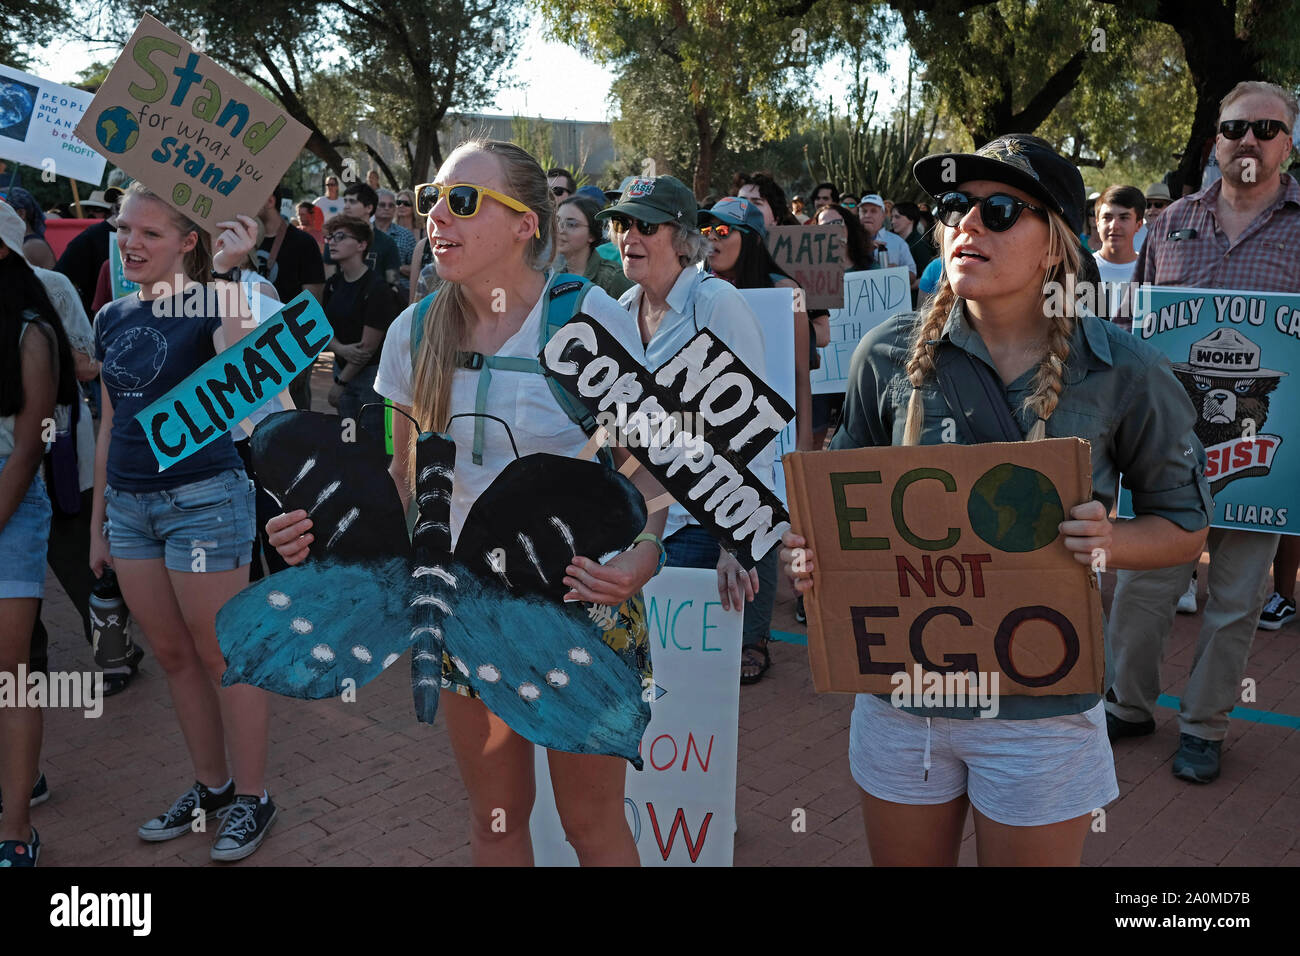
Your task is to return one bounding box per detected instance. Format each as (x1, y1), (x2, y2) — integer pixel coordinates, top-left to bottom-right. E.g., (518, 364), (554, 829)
(849, 694), (1120, 827)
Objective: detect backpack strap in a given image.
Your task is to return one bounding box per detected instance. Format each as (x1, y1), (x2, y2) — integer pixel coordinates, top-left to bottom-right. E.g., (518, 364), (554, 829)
(933, 342), (1025, 443)
(408, 276), (613, 467)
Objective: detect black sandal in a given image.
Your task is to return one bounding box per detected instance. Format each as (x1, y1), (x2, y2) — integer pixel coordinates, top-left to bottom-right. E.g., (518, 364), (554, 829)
(740, 641), (770, 685)
(102, 645), (145, 698)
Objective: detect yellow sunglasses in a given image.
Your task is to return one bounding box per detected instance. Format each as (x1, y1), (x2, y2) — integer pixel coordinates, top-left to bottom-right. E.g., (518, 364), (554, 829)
(414, 182), (541, 238)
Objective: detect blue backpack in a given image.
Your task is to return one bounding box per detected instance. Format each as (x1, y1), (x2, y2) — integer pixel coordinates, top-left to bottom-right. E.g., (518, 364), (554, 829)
(407, 273), (613, 467)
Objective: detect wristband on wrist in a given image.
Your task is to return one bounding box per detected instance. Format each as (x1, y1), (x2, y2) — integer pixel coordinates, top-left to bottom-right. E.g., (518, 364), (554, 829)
(212, 266), (241, 281)
(633, 532), (668, 577)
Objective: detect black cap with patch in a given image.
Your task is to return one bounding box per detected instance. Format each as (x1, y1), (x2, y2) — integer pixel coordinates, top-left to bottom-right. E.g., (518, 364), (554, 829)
(913, 134), (1086, 235)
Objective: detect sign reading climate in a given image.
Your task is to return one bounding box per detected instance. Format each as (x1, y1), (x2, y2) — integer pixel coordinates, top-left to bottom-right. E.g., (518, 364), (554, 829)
(74, 15), (309, 231)
(1123, 286), (1298, 535)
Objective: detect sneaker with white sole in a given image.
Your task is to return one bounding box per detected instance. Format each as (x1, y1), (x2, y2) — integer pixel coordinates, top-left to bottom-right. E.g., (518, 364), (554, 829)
(1258, 592), (1297, 631)
(1176, 573), (1198, 614)
(138, 780), (235, 842)
(210, 794), (277, 862)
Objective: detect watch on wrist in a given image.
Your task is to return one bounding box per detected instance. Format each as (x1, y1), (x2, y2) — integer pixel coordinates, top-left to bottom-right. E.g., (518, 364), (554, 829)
(212, 266), (241, 281)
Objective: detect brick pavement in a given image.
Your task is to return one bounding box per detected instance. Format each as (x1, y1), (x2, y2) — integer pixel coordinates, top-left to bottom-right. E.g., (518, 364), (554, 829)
(23, 359), (1300, 866)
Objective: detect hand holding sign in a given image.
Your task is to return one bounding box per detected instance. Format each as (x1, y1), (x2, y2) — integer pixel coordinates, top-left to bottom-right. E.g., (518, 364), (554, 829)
(212, 215), (260, 275)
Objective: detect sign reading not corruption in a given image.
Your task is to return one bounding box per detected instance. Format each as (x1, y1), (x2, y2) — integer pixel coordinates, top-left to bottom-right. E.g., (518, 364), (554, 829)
(1117, 286), (1298, 535)
(541, 315), (794, 569)
(134, 291), (333, 470)
(0, 63), (107, 185)
(784, 439), (1104, 696)
(74, 15), (310, 232)
(811, 267), (912, 395)
(530, 567), (743, 866)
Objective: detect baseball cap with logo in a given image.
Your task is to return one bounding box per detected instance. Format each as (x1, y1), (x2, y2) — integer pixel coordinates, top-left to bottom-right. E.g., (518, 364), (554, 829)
(595, 175), (698, 229)
(913, 133), (1087, 235)
(604, 175), (638, 203)
(699, 196), (766, 237)
(860, 194), (886, 209)
(0, 200), (30, 263)
(1171, 328), (1286, 378)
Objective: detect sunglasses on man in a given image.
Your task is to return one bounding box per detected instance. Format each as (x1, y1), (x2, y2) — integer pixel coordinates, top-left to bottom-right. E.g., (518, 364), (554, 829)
(414, 182), (541, 238)
(1219, 119), (1291, 140)
(551, 186), (573, 198)
(933, 190), (1046, 232)
(609, 215), (662, 236)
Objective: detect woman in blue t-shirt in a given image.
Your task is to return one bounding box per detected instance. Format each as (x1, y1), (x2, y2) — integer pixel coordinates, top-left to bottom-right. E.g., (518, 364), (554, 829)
(89, 184), (278, 862)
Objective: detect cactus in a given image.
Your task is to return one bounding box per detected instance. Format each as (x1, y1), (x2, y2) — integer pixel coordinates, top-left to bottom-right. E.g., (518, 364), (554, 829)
(814, 95), (939, 202)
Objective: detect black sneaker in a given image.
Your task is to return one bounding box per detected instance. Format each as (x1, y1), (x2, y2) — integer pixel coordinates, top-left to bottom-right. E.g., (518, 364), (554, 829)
(1105, 709), (1155, 742)
(794, 595), (806, 624)
(0, 771), (49, 821)
(138, 780), (235, 842)
(1258, 592), (1296, 631)
(210, 794), (277, 862)
(1172, 733), (1222, 783)
(0, 827), (39, 867)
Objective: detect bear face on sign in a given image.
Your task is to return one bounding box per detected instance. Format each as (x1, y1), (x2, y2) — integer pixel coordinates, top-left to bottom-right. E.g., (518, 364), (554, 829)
(1171, 328), (1287, 448)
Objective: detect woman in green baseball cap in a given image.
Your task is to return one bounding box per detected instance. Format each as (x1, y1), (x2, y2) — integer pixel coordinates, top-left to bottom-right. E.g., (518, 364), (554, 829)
(597, 178), (776, 647)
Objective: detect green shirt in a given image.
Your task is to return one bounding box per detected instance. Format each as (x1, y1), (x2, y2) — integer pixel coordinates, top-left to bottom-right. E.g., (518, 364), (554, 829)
(834, 300), (1213, 719)
(583, 248), (633, 299)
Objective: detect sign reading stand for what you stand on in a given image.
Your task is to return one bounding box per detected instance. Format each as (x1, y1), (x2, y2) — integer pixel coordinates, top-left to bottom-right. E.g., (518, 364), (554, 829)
(74, 14), (310, 233)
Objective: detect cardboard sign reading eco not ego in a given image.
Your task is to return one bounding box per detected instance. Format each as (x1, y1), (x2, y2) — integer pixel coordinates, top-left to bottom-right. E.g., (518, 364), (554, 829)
(784, 439), (1104, 696)
(0, 63), (107, 185)
(1117, 286), (1298, 535)
(765, 225), (846, 310)
(134, 292), (333, 471)
(74, 15), (309, 232)
(541, 316), (794, 569)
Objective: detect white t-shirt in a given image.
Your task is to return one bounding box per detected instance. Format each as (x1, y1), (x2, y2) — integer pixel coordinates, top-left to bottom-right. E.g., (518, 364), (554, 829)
(374, 273), (644, 545)
(874, 229), (917, 276)
(314, 196), (345, 219)
(1093, 252), (1138, 285)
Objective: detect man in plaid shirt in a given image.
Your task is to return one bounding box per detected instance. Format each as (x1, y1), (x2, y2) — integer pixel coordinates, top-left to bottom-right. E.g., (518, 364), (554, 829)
(1105, 81), (1300, 783)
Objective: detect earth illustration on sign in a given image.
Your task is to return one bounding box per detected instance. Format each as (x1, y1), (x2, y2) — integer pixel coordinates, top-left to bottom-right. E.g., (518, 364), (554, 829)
(967, 463), (1064, 553)
(95, 106), (140, 154)
(0, 78), (36, 140)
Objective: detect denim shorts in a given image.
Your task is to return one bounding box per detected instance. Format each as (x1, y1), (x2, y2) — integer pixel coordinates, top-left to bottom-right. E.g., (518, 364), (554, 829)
(105, 468), (256, 572)
(0, 457), (51, 599)
(849, 694), (1120, 827)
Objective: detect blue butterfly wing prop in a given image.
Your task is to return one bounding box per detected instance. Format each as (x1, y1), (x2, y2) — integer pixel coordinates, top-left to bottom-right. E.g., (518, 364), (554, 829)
(217, 410), (653, 767)
(216, 555), (418, 697)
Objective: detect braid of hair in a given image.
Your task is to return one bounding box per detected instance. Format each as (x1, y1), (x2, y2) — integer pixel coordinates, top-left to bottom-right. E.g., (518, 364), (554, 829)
(1023, 216), (1082, 441)
(902, 277), (955, 445)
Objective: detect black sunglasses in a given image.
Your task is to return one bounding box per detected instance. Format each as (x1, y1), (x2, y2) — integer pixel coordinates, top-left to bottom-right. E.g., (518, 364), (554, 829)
(608, 215), (661, 236)
(934, 191), (1045, 232)
(551, 186), (572, 197)
(395, 199), (412, 206)
(1219, 119), (1291, 141)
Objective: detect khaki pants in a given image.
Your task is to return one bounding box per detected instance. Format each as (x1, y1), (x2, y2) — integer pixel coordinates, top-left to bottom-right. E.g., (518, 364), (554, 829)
(1105, 528), (1278, 740)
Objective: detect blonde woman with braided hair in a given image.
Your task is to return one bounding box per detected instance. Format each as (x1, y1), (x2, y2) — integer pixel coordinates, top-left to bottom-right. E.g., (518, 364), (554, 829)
(782, 135), (1211, 866)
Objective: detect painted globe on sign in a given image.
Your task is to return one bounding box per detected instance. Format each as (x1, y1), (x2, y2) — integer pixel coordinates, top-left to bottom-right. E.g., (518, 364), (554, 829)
(95, 106), (140, 154)
(967, 463), (1064, 553)
(0, 81), (34, 131)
